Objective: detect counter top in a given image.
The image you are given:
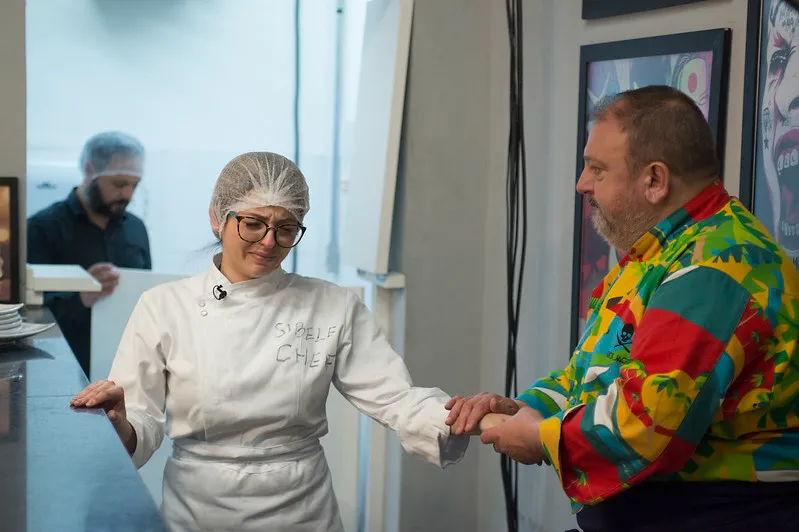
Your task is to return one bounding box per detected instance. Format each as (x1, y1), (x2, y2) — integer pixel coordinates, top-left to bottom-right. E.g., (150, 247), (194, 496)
(0, 307), (166, 531)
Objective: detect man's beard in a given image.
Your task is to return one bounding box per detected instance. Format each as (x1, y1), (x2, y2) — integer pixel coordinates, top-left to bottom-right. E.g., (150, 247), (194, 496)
(588, 196), (654, 253)
(87, 180), (128, 220)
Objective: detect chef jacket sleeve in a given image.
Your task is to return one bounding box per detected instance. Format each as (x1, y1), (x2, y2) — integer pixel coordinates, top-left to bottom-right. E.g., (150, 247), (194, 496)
(107, 291), (167, 468)
(332, 290), (469, 468)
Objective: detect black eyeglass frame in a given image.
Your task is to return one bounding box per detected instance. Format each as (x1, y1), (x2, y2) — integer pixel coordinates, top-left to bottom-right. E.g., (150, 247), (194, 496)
(227, 211), (307, 248)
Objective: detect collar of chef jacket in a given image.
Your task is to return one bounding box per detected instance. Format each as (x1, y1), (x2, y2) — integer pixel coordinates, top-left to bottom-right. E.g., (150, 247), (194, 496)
(206, 253), (289, 303)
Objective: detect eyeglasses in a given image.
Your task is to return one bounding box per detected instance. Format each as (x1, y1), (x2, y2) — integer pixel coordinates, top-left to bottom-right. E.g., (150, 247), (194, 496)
(227, 211), (306, 248)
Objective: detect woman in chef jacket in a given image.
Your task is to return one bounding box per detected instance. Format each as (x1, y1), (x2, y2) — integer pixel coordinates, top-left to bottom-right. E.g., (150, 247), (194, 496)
(69, 152), (474, 531)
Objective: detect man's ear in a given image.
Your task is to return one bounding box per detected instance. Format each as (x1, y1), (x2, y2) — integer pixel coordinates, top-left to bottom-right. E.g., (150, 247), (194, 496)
(643, 161), (670, 205)
(83, 162), (95, 182)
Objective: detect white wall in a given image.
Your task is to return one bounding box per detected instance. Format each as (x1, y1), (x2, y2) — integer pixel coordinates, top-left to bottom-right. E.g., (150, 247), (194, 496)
(26, 0), (343, 281)
(391, 1), (580, 529)
(478, 0), (578, 529)
(0, 0), (26, 276)
(0, 1), (25, 526)
(390, 0), (495, 530)
(475, 1), (751, 531)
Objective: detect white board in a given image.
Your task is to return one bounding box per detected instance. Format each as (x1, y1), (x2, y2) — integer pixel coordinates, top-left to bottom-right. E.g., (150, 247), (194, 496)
(341, 0), (413, 274)
(89, 269), (364, 532)
(90, 268), (185, 510)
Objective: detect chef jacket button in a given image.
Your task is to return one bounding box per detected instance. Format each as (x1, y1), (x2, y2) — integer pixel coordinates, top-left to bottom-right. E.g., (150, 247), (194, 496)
(201, 310), (208, 317)
(199, 300), (206, 307)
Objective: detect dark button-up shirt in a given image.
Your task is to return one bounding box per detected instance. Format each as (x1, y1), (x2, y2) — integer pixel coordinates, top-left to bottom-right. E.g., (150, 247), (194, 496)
(27, 188), (151, 376)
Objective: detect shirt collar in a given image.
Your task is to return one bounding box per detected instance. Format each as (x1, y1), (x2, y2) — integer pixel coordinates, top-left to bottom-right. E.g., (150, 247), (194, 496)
(66, 187), (85, 217)
(623, 179), (730, 264)
(206, 253), (287, 299)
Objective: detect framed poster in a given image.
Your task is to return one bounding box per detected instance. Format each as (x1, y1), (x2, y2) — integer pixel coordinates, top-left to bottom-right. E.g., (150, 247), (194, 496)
(0, 178), (20, 304)
(582, 0), (706, 20)
(739, 0), (799, 270)
(570, 29), (731, 349)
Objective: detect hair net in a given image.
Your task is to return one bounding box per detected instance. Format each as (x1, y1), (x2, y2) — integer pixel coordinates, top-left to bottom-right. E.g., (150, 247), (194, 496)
(79, 131), (145, 180)
(210, 152), (310, 238)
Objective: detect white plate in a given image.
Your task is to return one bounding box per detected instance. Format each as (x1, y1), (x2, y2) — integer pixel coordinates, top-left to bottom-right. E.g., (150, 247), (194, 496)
(0, 321), (23, 332)
(0, 322), (55, 341)
(0, 314), (21, 325)
(0, 303), (23, 316)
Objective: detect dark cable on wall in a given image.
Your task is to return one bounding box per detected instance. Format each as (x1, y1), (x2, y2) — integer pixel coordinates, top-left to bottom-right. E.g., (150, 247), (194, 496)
(291, 0), (301, 273)
(503, 0), (527, 530)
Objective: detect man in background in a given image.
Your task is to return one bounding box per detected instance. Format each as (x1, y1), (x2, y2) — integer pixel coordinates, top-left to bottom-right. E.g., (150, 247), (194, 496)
(28, 131), (151, 377)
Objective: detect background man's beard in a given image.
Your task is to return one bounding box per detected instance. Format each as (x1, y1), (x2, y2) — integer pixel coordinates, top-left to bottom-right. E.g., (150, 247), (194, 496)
(87, 180), (128, 219)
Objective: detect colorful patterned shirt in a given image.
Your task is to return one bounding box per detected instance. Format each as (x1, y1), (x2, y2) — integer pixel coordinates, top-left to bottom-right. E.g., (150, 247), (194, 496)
(518, 180), (799, 512)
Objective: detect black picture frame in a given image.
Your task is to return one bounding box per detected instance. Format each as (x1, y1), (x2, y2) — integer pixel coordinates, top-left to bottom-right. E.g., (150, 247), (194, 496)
(738, 0), (764, 211)
(739, 0), (799, 268)
(570, 29), (731, 351)
(0, 178), (20, 305)
(582, 0), (707, 20)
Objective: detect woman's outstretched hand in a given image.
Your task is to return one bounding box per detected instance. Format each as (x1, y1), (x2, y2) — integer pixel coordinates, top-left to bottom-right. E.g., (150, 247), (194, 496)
(70, 379), (137, 454)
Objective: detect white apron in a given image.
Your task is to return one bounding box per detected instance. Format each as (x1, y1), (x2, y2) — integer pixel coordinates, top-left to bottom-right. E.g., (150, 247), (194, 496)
(109, 256), (468, 531)
(162, 441), (342, 531)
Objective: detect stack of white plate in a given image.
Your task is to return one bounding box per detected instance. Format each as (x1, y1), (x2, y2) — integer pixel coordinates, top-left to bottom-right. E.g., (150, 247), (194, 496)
(0, 307), (22, 332)
(0, 303), (55, 342)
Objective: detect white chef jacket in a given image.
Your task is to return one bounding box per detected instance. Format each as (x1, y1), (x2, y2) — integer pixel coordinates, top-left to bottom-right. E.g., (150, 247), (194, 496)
(108, 256), (469, 531)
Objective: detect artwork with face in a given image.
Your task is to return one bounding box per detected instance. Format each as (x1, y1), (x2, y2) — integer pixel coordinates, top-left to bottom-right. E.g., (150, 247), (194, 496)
(571, 30), (730, 349)
(746, 0), (799, 269)
(0, 179), (20, 304)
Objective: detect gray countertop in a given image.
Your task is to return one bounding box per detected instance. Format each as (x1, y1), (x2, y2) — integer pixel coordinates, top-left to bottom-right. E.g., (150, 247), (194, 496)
(0, 307), (166, 532)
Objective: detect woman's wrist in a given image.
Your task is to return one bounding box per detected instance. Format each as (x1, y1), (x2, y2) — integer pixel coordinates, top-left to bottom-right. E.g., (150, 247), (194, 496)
(118, 420), (137, 455)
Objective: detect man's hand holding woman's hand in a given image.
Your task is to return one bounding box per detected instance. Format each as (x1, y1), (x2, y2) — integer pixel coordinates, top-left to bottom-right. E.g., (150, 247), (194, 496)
(444, 392), (521, 435)
(445, 392), (550, 466)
